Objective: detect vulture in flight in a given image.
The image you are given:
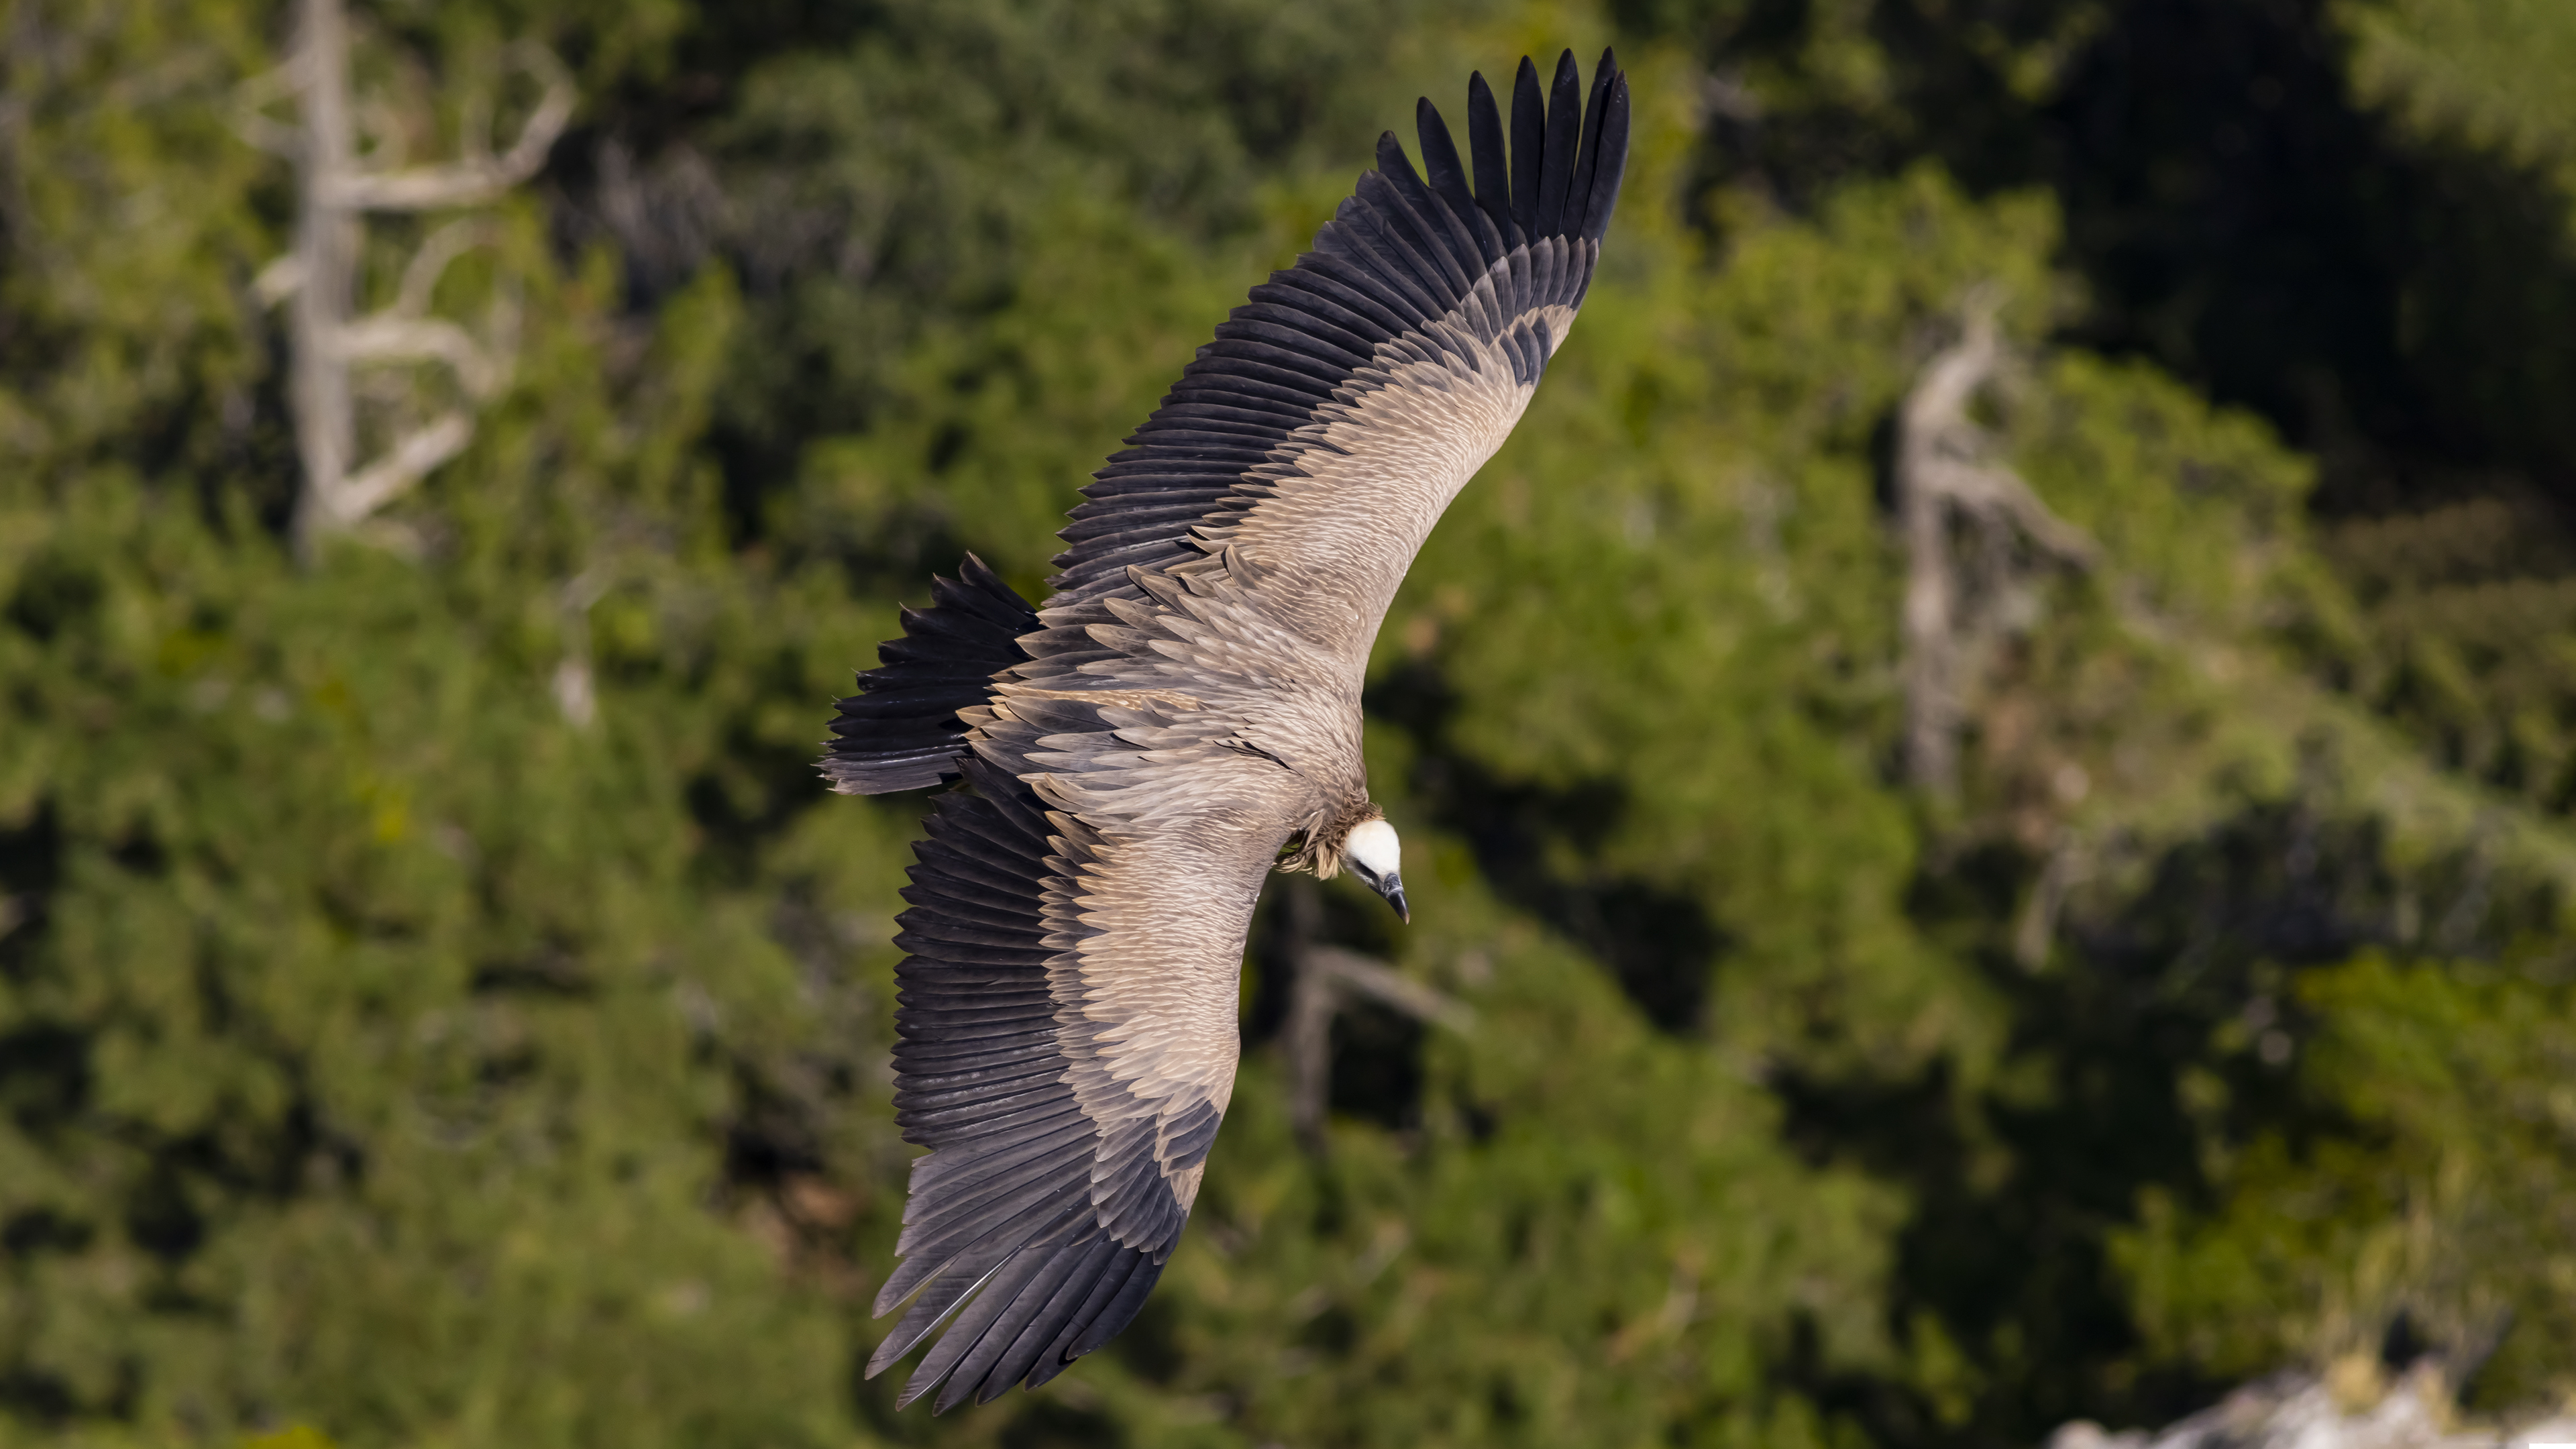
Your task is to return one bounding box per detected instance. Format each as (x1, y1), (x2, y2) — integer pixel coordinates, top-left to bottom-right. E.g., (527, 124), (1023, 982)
(820, 49), (1632, 1410)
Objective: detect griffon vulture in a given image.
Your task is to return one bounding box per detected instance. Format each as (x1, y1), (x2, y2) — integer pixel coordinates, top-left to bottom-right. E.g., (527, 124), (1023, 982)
(820, 49), (1631, 1409)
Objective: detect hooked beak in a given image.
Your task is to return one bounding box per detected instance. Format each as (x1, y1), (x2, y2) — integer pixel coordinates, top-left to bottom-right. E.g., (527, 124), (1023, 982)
(1369, 871), (1410, 924)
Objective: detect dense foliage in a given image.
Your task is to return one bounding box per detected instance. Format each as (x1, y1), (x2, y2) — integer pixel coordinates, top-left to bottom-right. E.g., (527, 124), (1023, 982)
(1, 1), (2570, 1446)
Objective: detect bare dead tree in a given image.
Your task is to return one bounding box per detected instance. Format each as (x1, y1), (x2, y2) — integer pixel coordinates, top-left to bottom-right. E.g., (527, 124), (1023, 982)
(2012, 829), (2086, 971)
(550, 567), (612, 727)
(1275, 884), (1473, 1155)
(236, 0), (572, 560)
(1898, 289), (2099, 798)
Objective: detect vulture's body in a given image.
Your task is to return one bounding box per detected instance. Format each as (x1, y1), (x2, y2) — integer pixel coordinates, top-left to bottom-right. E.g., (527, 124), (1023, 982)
(821, 50), (1631, 1410)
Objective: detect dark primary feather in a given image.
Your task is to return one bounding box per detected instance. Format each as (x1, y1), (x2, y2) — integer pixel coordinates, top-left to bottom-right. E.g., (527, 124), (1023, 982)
(1580, 76), (1633, 244)
(1416, 97), (1476, 227)
(1468, 70), (1514, 245)
(821, 555), (1037, 796)
(1572, 51), (1616, 237)
(1509, 56), (1546, 238)
(1536, 51), (1582, 236)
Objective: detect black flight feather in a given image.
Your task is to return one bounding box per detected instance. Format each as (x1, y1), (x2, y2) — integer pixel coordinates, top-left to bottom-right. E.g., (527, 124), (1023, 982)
(1022, 1248), (1147, 1389)
(1536, 50), (1583, 237)
(1570, 50), (1613, 240)
(1070, 1255), (1168, 1356)
(941, 1229), (1102, 1409)
(822, 555), (1035, 796)
(1468, 71), (1515, 246)
(1581, 66), (1631, 243)
(1509, 57), (1546, 239)
(1415, 99), (1477, 244)
(979, 1235), (1120, 1400)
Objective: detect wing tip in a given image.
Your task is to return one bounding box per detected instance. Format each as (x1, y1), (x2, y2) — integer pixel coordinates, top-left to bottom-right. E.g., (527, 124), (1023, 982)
(867, 1236), (1177, 1411)
(1580, 49), (1631, 244)
(1447, 47), (1632, 248)
(1040, 44), (1634, 608)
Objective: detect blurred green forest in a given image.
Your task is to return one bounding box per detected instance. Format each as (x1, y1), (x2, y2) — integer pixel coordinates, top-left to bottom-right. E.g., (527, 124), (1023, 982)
(3, 0), (2574, 1445)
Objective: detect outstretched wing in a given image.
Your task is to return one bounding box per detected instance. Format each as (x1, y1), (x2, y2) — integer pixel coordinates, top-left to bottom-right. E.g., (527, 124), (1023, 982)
(1048, 48), (1630, 667)
(867, 744), (1293, 1410)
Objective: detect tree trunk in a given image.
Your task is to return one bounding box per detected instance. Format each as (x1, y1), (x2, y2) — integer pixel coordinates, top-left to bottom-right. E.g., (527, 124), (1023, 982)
(288, 0), (356, 562)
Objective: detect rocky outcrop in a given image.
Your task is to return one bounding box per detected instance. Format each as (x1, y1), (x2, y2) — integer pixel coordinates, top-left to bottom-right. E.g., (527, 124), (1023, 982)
(2049, 1366), (2576, 1449)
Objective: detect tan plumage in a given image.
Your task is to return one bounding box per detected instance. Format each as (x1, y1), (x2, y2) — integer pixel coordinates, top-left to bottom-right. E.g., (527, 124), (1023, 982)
(819, 49), (1631, 1410)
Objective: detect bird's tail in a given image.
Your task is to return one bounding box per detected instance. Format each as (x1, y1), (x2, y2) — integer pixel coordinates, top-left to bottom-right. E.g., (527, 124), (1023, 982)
(820, 554), (1038, 795)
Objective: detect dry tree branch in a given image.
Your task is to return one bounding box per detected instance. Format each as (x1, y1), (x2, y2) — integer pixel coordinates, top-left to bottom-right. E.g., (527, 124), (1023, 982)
(329, 411), (472, 525)
(386, 217), (490, 317)
(323, 43), (573, 211)
(1305, 947), (1477, 1032)
(2012, 830), (2086, 971)
(278, 222), (511, 527)
(331, 315), (501, 394)
(1898, 287), (2099, 798)
(551, 568), (614, 729)
(1285, 926), (1474, 1154)
(245, 0), (570, 560)
(253, 252), (307, 307)
(227, 52), (312, 158)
